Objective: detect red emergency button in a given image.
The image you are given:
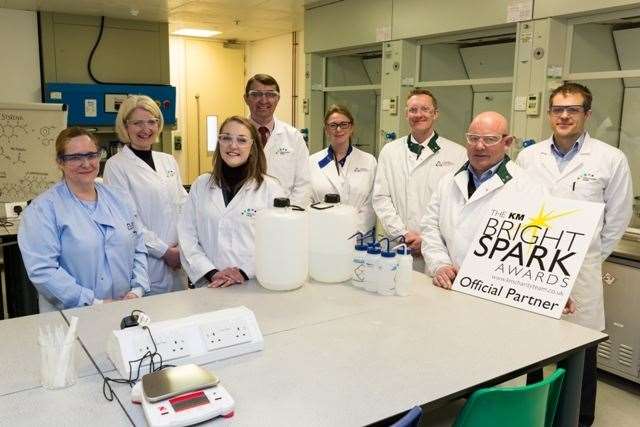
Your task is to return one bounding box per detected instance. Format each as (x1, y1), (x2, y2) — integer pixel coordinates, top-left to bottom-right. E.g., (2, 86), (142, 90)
(163, 100), (171, 108)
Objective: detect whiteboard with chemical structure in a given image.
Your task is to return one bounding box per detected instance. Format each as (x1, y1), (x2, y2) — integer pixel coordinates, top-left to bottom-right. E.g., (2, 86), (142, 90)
(0, 103), (67, 202)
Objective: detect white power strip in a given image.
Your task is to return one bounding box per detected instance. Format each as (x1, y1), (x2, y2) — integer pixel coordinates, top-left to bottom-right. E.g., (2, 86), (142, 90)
(1, 202), (27, 218)
(107, 306), (264, 377)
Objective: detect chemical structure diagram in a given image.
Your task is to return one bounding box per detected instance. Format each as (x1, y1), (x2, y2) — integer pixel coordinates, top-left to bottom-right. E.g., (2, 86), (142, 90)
(0, 117), (58, 149)
(0, 174), (55, 201)
(13, 151), (26, 165)
(0, 119), (29, 143)
(1, 114), (61, 201)
(38, 125), (56, 146)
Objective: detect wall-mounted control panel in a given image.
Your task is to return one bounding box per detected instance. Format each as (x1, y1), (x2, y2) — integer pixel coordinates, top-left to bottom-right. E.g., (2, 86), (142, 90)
(44, 83), (176, 126)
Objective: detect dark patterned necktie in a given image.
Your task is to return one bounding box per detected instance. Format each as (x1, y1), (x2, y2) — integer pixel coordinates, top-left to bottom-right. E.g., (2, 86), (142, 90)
(258, 126), (269, 148)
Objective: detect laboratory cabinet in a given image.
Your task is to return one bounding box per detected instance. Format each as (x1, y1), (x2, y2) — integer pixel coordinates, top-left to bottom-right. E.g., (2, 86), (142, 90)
(599, 253), (640, 383)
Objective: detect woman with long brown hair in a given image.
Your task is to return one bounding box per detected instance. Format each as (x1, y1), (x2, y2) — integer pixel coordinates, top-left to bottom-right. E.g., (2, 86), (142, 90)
(178, 116), (284, 288)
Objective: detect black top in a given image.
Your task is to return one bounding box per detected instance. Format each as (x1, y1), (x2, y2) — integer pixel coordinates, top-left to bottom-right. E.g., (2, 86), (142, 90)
(221, 162), (249, 206)
(129, 146), (156, 171)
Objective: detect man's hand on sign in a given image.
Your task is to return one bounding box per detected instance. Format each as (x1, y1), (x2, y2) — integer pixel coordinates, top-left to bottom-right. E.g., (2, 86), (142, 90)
(562, 297), (576, 314)
(404, 230), (422, 252)
(433, 265), (458, 289)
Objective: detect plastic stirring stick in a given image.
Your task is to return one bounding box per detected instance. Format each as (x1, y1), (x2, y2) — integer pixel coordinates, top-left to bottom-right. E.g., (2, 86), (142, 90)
(53, 316), (79, 387)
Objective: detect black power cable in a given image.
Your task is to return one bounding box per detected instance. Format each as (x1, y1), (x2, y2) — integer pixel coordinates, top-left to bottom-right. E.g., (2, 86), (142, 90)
(87, 15), (170, 87)
(102, 312), (175, 401)
(87, 16), (108, 84)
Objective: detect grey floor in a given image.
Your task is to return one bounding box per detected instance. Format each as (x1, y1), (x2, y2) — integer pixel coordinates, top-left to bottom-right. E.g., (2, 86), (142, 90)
(594, 371), (640, 426)
(422, 369), (640, 426)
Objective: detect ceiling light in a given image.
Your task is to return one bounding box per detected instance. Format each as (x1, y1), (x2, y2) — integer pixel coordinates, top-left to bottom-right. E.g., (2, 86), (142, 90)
(172, 28), (221, 38)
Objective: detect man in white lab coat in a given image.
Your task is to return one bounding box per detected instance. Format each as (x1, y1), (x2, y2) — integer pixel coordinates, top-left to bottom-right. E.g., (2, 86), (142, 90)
(373, 89), (467, 271)
(244, 74), (311, 206)
(421, 111), (544, 288)
(517, 82), (633, 426)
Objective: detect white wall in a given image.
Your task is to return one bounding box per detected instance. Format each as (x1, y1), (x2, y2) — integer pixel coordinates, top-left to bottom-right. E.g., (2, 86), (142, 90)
(245, 31), (305, 128)
(0, 9), (41, 103)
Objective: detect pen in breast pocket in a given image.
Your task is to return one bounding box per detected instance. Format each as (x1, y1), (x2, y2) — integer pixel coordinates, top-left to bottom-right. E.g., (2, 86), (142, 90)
(572, 181), (576, 191)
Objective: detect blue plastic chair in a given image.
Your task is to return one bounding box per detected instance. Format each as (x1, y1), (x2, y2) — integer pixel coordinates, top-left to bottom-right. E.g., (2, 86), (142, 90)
(453, 368), (566, 427)
(391, 406), (423, 427)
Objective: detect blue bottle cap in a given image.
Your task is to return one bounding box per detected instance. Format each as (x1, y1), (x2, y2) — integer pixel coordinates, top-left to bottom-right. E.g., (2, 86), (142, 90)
(396, 247), (412, 255)
(381, 250), (396, 258)
(355, 244), (368, 251)
(367, 246), (381, 255)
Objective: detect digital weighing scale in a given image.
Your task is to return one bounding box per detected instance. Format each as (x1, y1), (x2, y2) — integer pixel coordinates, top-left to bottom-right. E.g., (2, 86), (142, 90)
(131, 364), (234, 427)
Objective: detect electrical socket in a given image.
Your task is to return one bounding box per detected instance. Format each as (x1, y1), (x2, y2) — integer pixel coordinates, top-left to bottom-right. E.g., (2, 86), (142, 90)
(108, 306), (265, 377)
(201, 318), (252, 351)
(134, 328), (190, 362)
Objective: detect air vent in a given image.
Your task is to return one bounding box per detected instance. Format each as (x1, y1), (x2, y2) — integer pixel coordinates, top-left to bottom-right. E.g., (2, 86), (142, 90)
(598, 340), (612, 359)
(618, 344), (634, 367)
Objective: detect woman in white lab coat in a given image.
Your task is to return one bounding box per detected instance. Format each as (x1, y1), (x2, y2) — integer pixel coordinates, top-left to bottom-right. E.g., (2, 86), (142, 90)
(178, 116), (283, 288)
(309, 104), (377, 234)
(103, 95), (187, 295)
(18, 127), (150, 310)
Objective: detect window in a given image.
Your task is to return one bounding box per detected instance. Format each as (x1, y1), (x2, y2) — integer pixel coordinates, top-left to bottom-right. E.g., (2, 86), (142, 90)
(417, 29), (516, 145)
(566, 13), (640, 229)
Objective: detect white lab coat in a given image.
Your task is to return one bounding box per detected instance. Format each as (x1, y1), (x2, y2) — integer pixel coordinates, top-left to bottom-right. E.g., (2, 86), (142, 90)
(103, 145), (188, 295)
(177, 174), (284, 285)
(516, 133), (633, 330)
(264, 117), (311, 207)
(373, 133), (466, 271)
(421, 159), (542, 277)
(309, 146), (377, 234)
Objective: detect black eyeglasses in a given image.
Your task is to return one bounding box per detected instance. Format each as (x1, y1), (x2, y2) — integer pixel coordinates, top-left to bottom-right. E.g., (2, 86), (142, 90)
(325, 121), (352, 131)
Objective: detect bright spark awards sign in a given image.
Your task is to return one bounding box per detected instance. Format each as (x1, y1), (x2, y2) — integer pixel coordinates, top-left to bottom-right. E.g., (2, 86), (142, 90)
(452, 193), (604, 318)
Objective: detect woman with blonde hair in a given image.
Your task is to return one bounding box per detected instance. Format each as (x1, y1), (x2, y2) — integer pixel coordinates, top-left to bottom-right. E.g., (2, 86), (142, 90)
(178, 116), (283, 288)
(103, 95), (187, 295)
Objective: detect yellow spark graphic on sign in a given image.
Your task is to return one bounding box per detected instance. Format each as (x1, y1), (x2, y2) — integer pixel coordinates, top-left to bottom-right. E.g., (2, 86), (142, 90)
(522, 204), (580, 245)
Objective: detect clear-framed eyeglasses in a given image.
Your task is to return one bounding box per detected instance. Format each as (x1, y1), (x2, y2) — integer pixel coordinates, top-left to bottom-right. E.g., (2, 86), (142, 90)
(548, 105), (586, 116)
(464, 133), (506, 146)
(325, 121), (352, 131)
(127, 118), (160, 128)
(406, 106), (436, 115)
(218, 134), (253, 146)
(58, 149), (104, 165)
(247, 90), (280, 100)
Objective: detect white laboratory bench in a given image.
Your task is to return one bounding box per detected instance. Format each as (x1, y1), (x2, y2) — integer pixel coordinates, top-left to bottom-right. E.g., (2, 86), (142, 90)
(0, 310), (96, 396)
(0, 272), (606, 426)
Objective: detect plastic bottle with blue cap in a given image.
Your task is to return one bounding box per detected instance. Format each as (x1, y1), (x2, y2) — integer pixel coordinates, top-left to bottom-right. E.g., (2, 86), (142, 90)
(394, 243), (413, 296)
(377, 238), (399, 296)
(363, 243), (382, 292)
(349, 230), (373, 288)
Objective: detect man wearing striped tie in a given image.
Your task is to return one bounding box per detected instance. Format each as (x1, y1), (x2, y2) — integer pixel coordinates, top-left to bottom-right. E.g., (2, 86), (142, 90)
(244, 74), (311, 207)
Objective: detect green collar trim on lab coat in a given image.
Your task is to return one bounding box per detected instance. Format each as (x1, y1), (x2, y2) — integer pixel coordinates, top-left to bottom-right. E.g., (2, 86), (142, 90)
(427, 132), (440, 154)
(495, 155), (512, 183)
(407, 132), (439, 159)
(454, 156), (512, 184)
